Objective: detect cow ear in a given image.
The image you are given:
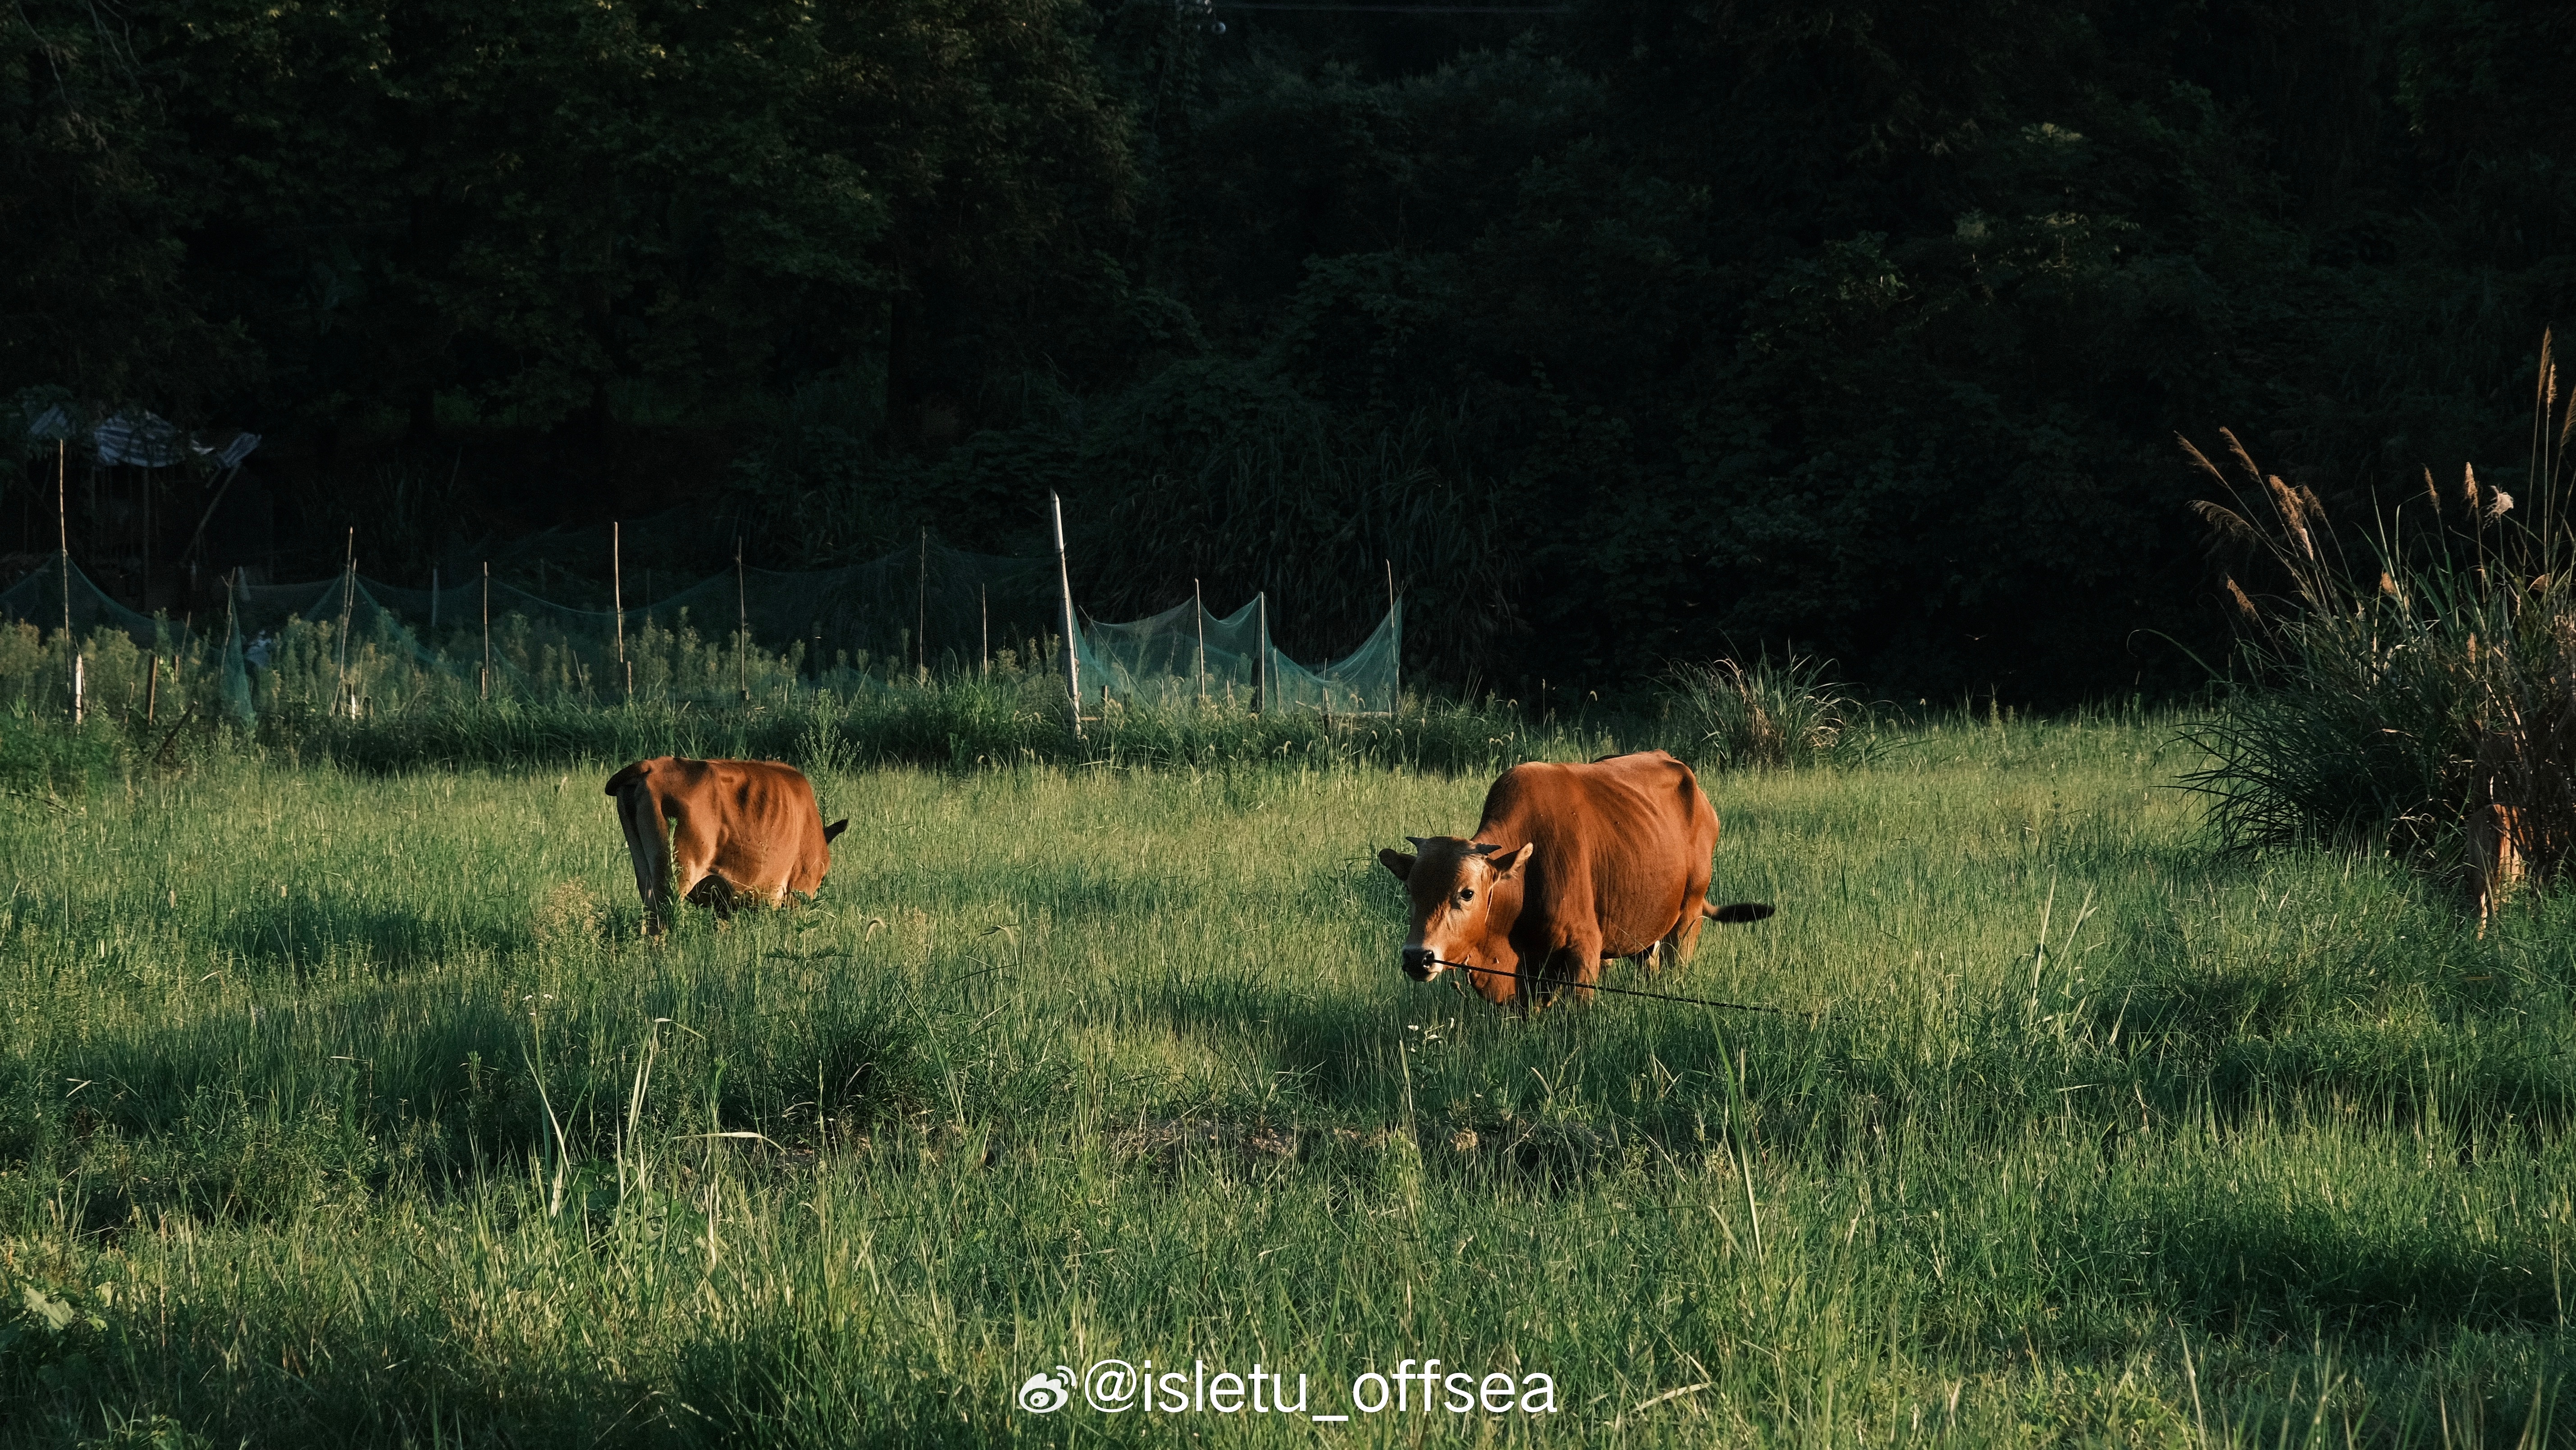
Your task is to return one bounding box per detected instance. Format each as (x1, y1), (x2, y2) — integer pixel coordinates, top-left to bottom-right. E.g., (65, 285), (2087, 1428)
(1378, 847), (1415, 881)
(822, 819), (849, 844)
(1485, 842), (1533, 878)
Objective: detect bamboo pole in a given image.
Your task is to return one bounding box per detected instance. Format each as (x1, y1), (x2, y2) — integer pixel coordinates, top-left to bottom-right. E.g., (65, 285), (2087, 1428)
(145, 652), (158, 724)
(1050, 492), (1082, 738)
(334, 527), (356, 718)
(59, 440), (76, 722)
(612, 521), (629, 699)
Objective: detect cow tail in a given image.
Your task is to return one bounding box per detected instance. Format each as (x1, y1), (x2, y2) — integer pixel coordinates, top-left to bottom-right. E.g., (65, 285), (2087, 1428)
(1704, 901), (1776, 924)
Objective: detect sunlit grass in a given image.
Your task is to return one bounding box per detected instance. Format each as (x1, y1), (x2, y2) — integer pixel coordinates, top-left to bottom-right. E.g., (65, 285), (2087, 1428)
(2, 711), (2571, 1445)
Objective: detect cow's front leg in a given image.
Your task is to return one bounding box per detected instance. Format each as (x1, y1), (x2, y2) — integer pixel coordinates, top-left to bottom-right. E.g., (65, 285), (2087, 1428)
(685, 872), (740, 921)
(1528, 939), (1602, 1010)
(614, 785), (673, 935)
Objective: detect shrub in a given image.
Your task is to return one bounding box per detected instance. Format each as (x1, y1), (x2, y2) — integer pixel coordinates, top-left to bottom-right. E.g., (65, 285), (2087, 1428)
(2179, 365), (2576, 894)
(1658, 652), (1881, 770)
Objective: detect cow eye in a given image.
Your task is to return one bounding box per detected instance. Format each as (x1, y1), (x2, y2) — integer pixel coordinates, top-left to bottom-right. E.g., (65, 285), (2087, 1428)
(1455, 888), (1475, 904)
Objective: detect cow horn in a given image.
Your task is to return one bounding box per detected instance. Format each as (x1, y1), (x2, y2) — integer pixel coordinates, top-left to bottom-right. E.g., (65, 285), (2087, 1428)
(1406, 836), (1431, 851)
(1468, 842), (1500, 855)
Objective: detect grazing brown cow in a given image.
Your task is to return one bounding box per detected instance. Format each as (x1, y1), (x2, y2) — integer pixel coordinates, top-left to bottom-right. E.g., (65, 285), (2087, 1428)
(2468, 803), (2526, 937)
(605, 757), (847, 933)
(1376, 750), (1772, 1008)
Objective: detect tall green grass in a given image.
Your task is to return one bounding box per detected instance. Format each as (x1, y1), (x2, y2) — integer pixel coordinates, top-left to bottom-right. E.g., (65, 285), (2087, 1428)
(2, 713), (2569, 1445)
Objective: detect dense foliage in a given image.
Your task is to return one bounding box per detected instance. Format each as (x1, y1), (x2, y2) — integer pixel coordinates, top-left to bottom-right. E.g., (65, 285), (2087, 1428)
(7, 0), (2575, 700)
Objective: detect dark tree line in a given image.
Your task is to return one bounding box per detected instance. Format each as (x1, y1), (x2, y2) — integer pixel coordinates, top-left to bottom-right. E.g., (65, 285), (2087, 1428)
(7, 0), (2574, 701)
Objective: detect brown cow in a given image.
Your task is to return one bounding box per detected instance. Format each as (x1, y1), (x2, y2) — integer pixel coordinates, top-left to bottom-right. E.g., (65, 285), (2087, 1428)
(1377, 750), (1772, 1008)
(605, 757), (848, 933)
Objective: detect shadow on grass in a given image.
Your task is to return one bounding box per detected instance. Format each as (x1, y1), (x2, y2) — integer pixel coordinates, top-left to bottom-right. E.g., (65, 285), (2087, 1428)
(2081, 1188), (2568, 1339)
(204, 896), (485, 977)
(14, 973), (938, 1230)
(0, 1269), (689, 1450)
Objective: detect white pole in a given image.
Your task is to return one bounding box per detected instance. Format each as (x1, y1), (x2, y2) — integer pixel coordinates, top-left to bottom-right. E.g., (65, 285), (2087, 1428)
(58, 439), (76, 720)
(1194, 577), (1206, 704)
(1256, 592), (1268, 714)
(1386, 558), (1398, 713)
(1051, 492), (1082, 738)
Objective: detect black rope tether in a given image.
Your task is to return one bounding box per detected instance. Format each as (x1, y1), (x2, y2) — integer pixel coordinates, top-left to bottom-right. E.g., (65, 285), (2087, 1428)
(1415, 955), (1818, 1019)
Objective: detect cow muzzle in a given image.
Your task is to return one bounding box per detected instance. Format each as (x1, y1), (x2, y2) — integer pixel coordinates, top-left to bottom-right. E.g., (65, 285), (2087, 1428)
(1401, 945), (1439, 981)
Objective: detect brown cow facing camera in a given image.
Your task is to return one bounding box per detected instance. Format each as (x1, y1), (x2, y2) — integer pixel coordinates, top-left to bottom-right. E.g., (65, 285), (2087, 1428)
(605, 756), (848, 933)
(1378, 750), (1772, 1009)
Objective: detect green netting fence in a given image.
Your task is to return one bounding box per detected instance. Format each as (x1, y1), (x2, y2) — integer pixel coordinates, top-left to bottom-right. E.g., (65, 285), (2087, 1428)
(1, 541), (1400, 723)
(1074, 594), (1400, 714)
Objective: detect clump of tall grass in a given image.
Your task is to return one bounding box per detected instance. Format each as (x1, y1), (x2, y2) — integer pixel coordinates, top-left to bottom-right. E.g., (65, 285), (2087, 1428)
(2181, 347), (2576, 892)
(1659, 652), (1881, 769)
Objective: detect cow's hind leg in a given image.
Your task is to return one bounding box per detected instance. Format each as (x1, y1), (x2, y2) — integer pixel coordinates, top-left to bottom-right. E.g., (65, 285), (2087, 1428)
(1663, 893), (1709, 969)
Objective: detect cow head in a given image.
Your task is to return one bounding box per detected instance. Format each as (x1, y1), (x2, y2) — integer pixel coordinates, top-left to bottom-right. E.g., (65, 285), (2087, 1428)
(1376, 835), (1531, 1004)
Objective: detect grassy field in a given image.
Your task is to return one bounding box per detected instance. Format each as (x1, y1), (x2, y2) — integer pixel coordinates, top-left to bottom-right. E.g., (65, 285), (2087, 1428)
(3, 711), (2573, 1446)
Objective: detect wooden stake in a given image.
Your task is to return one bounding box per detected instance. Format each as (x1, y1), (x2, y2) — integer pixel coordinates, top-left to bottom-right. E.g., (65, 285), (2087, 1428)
(1050, 492), (1082, 737)
(980, 584), (988, 677)
(612, 520), (627, 698)
(1194, 577), (1206, 703)
(735, 535), (749, 703)
(146, 652), (158, 724)
(916, 526), (928, 675)
(1256, 592), (1269, 715)
(480, 561), (491, 701)
(334, 527), (356, 718)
